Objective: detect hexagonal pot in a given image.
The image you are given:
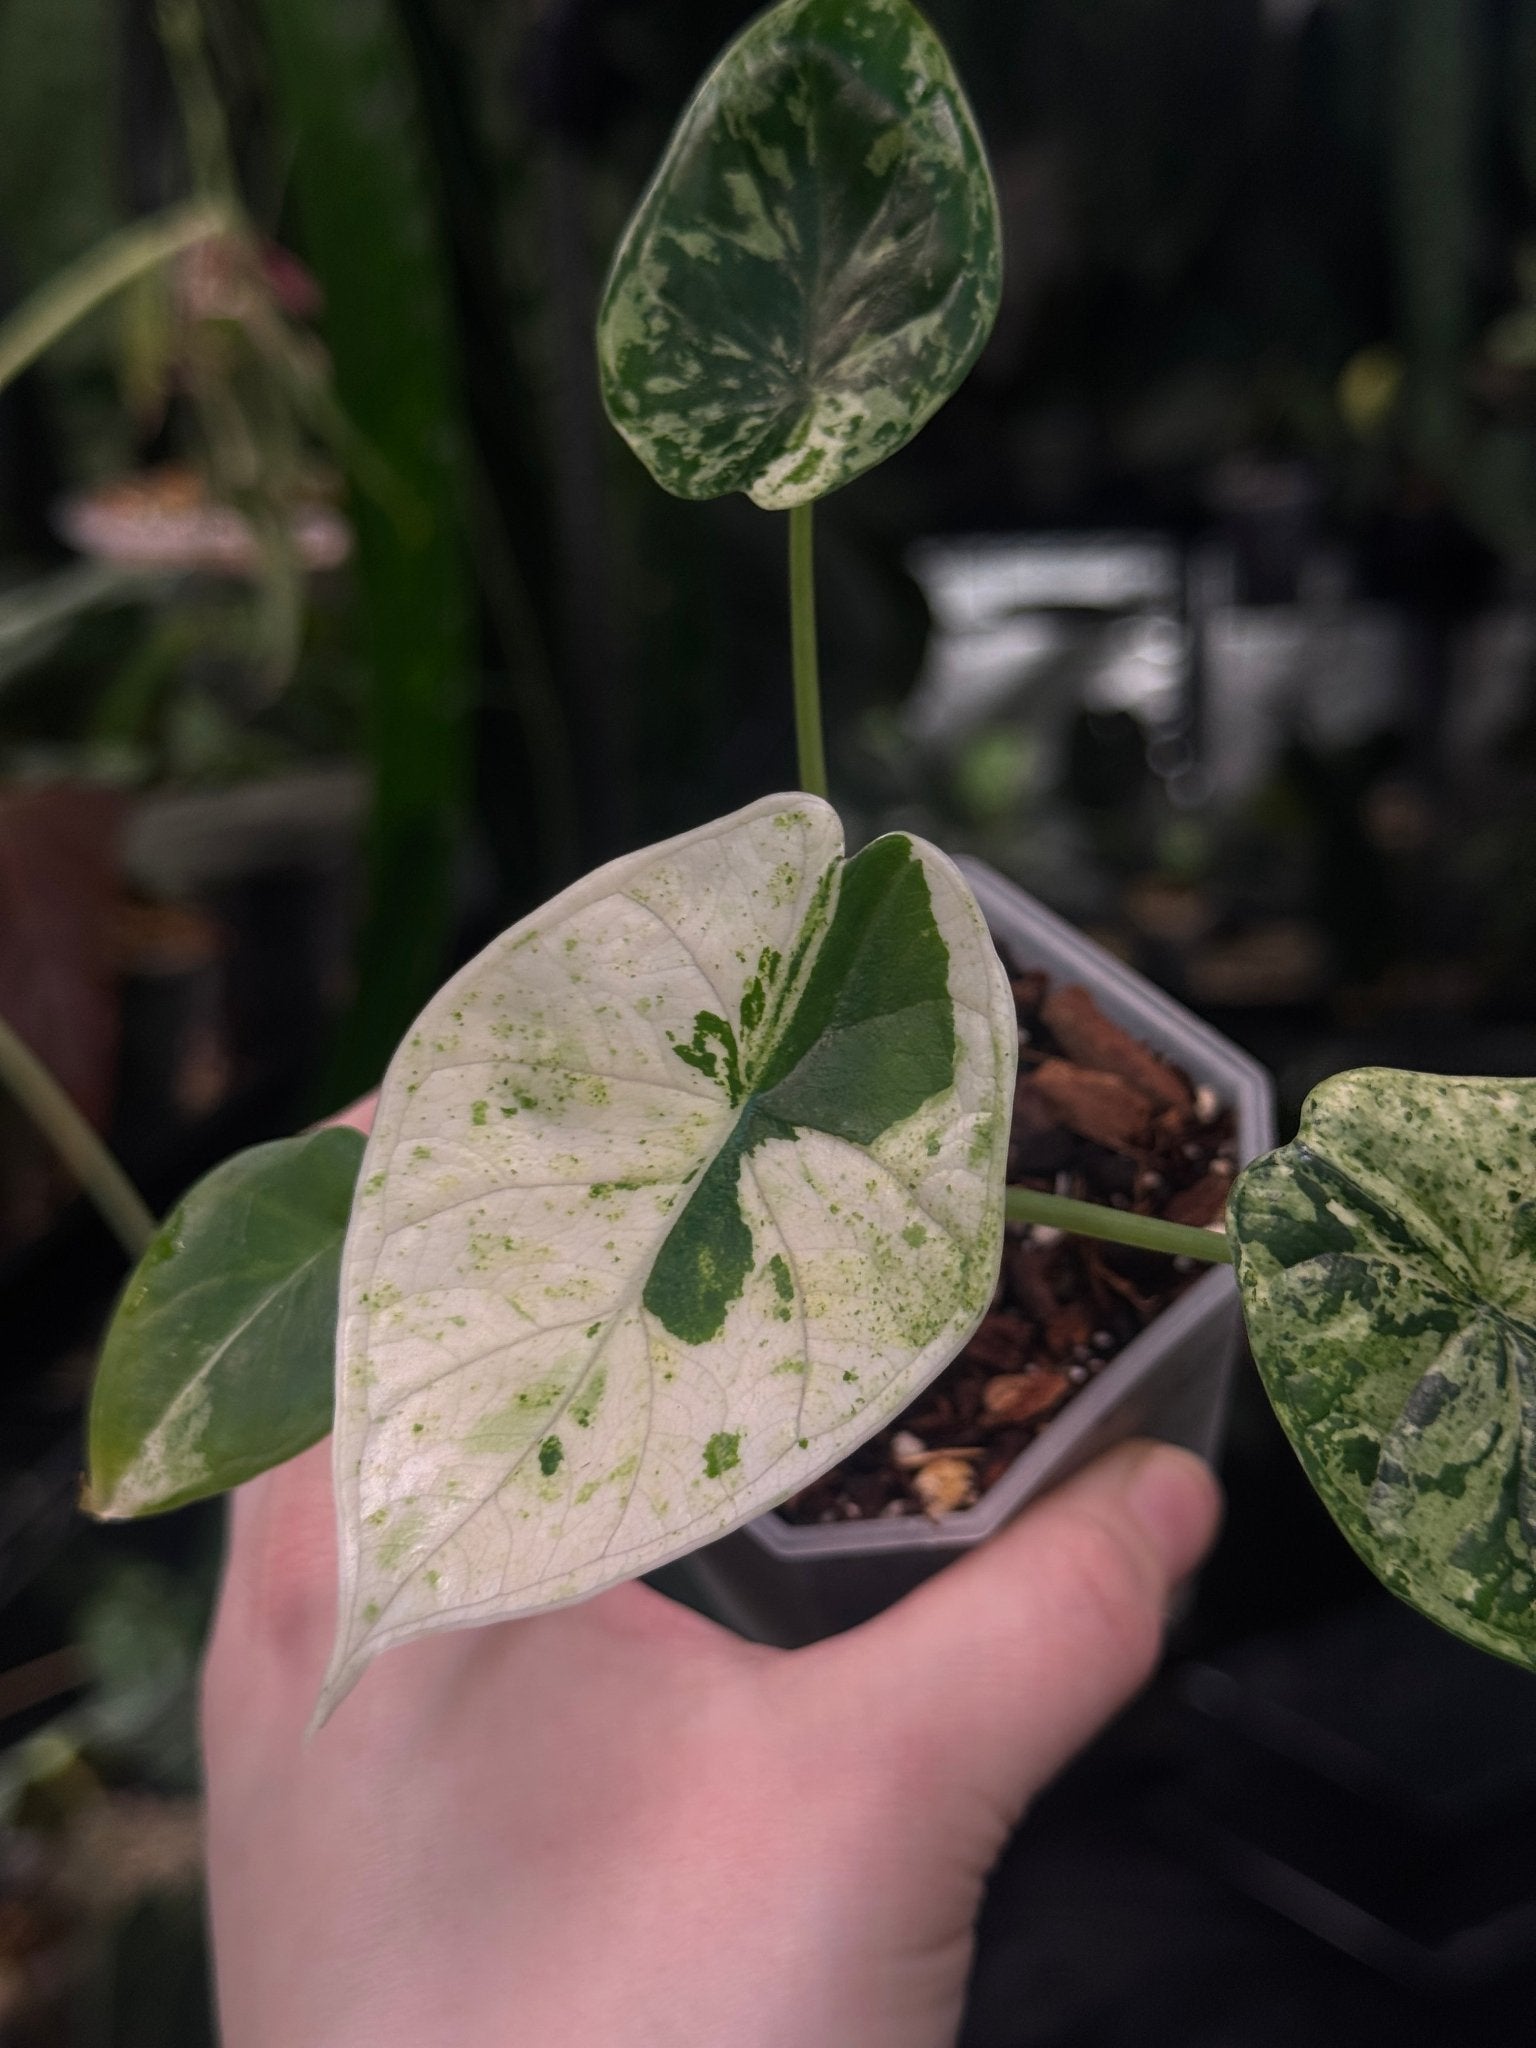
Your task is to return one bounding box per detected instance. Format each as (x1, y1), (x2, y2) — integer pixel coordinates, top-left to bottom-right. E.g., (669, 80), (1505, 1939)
(649, 859), (1275, 1648)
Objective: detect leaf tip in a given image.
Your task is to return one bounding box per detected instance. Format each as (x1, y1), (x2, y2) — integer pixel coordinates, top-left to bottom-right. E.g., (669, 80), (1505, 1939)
(310, 1638), (370, 1735)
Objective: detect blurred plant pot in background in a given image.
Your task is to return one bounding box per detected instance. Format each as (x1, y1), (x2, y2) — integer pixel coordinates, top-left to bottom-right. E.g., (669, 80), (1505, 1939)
(653, 863), (1274, 1648)
(118, 765), (366, 1123)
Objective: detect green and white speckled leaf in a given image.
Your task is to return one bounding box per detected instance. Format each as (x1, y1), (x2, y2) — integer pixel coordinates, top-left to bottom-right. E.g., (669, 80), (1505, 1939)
(1231, 1069), (1536, 1670)
(320, 794), (1014, 1714)
(597, 0), (1001, 510)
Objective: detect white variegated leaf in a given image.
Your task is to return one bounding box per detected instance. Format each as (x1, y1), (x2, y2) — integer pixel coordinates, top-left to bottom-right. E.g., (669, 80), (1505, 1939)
(320, 794), (1014, 1714)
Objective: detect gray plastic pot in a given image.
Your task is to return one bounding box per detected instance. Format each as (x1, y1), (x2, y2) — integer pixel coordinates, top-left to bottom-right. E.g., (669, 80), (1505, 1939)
(650, 859), (1275, 1648)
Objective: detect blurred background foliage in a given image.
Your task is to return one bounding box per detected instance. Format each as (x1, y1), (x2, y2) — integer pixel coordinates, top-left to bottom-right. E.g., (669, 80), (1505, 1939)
(8, 0), (1536, 2038)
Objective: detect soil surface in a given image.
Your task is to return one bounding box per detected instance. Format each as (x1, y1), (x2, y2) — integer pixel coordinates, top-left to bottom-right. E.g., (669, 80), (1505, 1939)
(778, 960), (1238, 1525)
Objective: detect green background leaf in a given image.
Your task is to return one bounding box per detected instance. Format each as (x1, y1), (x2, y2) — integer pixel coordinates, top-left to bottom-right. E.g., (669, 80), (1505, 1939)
(256, 0), (475, 1096)
(88, 1127), (365, 1519)
(321, 794), (1015, 1713)
(1230, 1068), (1536, 1670)
(598, 0), (1002, 510)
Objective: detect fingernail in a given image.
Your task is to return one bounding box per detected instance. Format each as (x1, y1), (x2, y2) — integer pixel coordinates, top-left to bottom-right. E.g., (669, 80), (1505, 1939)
(1119, 1443), (1222, 1582)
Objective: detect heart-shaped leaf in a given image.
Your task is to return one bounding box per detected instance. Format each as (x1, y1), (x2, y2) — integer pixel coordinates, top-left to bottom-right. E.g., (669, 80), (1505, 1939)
(87, 1127), (365, 1519)
(597, 0), (1002, 510)
(1230, 1069), (1536, 1669)
(320, 794), (1015, 1713)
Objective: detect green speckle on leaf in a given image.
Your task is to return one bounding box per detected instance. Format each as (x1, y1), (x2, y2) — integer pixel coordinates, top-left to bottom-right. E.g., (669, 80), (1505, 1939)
(539, 1435), (564, 1476)
(572, 1367), (607, 1428)
(703, 1431), (741, 1478)
(472, 1100), (488, 1126)
(673, 1011), (744, 1102)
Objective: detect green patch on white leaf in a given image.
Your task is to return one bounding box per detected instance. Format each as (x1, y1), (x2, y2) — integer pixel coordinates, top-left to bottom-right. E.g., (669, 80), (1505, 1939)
(320, 794), (1015, 1715)
(87, 1129), (365, 1519)
(1231, 1068), (1536, 1671)
(597, 0), (1002, 510)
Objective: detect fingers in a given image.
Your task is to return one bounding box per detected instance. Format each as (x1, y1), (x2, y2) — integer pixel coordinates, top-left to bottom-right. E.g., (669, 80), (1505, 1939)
(202, 1440), (339, 1746)
(834, 1441), (1221, 1828)
(325, 1092), (378, 1138)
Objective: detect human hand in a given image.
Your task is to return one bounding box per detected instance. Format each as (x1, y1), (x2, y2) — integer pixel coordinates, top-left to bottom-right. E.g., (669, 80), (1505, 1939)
(203, 1110), (1221, 2048)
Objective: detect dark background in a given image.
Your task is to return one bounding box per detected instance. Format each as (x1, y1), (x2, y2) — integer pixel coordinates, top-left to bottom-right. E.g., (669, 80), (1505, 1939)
(3, 0), (1536, 2038)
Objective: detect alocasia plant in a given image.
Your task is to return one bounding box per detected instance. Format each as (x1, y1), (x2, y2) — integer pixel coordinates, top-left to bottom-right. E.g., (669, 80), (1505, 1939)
(57, 0), (1536, 1714)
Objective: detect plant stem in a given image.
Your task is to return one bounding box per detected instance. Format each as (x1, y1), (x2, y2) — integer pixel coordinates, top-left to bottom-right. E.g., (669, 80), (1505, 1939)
(0, 1018), (156, 1260)
(789, 501), (828, 799)
(1004, 1186), (1232, 1266)
(0, 198), (230, 401)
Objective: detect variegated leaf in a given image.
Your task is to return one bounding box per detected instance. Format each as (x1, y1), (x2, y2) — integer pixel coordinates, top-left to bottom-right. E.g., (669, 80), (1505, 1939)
(1230, 1069), (1536, 1669)
(597, 0), (1002, 510)
(320, 794), (1015, 1714)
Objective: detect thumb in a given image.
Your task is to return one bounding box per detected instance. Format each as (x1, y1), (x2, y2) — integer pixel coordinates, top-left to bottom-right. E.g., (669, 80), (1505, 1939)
(833, 1440), (1221, 1826)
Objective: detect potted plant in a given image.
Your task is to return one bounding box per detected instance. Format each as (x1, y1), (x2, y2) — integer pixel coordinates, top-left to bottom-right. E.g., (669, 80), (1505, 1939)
(41, 0), (1536, 1713)
(658, 864), (1273, 1647)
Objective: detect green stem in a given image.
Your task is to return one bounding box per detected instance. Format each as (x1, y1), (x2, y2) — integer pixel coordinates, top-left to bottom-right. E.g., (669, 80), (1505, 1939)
(789, 501), (828, 800)
(1004, 1186), (1232, 1266)
(0, 1018), (156, 1260)
(0, 198), (230, 400)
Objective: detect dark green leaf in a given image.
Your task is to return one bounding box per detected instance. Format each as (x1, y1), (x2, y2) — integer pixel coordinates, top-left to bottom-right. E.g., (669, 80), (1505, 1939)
(1230, 1069), (1536, 1669)
(87, 1127), (365, 1518)
(598, 0), (1002, 509)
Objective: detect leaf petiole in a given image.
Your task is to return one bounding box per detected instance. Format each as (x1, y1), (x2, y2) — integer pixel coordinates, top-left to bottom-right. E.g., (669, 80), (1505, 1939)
(1004, 1186), (1232, 1266)
(789, 502), (828, 800)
